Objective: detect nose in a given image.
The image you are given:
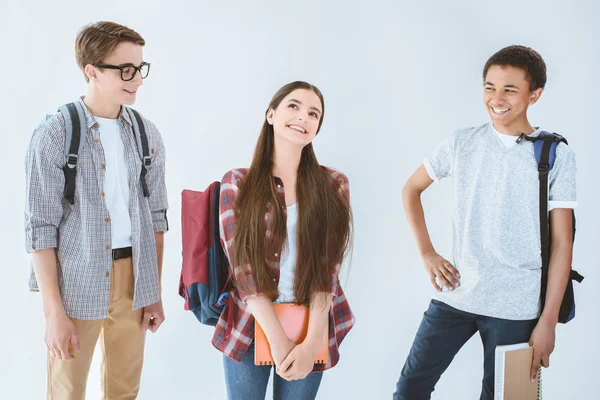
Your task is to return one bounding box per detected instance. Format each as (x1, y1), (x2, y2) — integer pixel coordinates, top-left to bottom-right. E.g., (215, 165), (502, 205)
(131, 69), (144, 86)
(298, 110), (309, 122)
(492, 90), (505, 105)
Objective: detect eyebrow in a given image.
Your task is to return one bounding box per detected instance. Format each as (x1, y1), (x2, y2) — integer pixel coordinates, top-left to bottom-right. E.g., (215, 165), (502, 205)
(484, 82), (520, 89)
(288, 99), (322, 114)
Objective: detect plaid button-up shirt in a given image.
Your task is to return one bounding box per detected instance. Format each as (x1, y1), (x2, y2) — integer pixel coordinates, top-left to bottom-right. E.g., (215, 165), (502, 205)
(212, 167), (355, 371)
(24, 97), (168, 320)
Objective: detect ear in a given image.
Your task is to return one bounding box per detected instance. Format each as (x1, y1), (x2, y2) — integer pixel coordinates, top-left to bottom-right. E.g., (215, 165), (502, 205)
(84, 64), (97, 81)
(266, 108), (275, 125)
(529, 88), (543, 105)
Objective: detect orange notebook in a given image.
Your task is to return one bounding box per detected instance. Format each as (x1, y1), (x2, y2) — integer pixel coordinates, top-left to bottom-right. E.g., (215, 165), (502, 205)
(254, 303), (329, 366)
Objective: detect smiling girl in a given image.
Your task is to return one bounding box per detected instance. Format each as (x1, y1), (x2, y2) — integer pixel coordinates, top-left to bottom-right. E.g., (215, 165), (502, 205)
(212, 81), (355, 400)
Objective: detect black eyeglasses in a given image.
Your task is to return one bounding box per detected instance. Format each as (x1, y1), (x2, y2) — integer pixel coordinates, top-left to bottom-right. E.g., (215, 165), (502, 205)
(94, 62), (151, 81)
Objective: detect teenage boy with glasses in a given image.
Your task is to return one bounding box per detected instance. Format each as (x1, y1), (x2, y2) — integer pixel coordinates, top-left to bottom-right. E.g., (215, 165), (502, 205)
(24, 21), (168, 399)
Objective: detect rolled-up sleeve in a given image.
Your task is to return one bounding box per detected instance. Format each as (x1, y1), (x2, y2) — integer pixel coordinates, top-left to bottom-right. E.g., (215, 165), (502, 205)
(423, 134), (456, 182)
(24, 121), (65, 253)
(219, 170), (260, 302)
(145, 121), (169, 232)
(327, 170), (351, 298)
(549, 143), (577, 211)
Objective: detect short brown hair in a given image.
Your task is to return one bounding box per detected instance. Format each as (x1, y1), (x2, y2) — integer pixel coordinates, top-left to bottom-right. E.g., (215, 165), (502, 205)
(75, 21), (145, 82)
(482, 45), (547, 91)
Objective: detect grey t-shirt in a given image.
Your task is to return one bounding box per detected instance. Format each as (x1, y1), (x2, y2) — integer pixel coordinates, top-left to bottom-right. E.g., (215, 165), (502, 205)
(423, 123), (577, 320)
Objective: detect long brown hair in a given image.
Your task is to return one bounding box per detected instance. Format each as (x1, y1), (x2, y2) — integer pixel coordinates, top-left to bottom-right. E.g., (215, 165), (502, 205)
(231, 81), (352, 305)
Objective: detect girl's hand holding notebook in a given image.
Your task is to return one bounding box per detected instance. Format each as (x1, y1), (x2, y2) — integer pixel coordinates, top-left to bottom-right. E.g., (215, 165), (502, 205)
(277, 336), (323, 381)
(254, 303), (329, 371)
(271, 338), (296, 368)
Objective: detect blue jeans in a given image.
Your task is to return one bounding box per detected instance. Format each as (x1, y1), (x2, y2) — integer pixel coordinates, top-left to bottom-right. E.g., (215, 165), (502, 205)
(394, 299), (538, 400)
(223, 344), (323, 400)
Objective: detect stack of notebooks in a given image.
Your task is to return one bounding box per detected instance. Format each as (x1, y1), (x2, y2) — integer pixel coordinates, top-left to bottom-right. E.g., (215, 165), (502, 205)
(254, 303), (329, 366)
(495, 343), (542, 399)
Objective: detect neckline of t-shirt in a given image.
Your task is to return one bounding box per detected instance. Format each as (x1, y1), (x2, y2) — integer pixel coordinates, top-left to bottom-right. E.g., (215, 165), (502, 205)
(488, 123), (541, 149)
(95, 116), (119, 125)
(491, 124), (540, 138)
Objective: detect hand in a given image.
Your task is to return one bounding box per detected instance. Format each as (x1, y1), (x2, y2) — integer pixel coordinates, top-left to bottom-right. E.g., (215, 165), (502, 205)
(141, 300), (165, 333)
(421, 251), (460, 291)
(270, 337), (296, 368)
(277, 340), (319, 381)
(46, 312), (79, 360)
(529, 317), (556, 381)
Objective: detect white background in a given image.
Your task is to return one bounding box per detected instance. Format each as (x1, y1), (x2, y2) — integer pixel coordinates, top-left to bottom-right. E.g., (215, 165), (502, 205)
(1, 1), (598, 399)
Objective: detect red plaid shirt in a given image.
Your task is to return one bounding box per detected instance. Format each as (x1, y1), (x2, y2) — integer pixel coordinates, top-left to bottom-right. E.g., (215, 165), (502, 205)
(212, 167), (355, 371)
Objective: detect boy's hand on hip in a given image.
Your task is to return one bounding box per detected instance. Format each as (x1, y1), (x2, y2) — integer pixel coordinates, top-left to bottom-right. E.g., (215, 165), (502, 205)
(421, 251), (460, 291)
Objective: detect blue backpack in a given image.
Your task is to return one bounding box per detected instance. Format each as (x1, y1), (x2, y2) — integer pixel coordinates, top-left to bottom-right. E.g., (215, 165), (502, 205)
(518, 131), (584, 323)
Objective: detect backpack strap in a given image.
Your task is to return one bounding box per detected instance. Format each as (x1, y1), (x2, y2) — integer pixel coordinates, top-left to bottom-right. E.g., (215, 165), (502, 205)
(125, 107), (151, 198)
(520, 131), (569, 304)
(537, 135), (555, 304)
(59, 102), (87, 205)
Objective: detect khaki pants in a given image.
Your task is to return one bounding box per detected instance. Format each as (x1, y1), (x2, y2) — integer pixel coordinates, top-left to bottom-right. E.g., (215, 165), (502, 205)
(47, 257), (146, 400)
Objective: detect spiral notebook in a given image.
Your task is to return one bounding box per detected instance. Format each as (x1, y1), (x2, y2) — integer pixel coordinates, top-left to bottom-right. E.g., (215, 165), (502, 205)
(495, 343), (542, 400)
(254, 303), (329, 366)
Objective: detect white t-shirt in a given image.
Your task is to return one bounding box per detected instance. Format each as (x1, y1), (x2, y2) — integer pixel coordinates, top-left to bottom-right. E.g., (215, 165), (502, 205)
(96, 117), (132, 249)
(422, 123), (577, 320)
(277, 203), (298, 303)
(493, 125), (524, 148)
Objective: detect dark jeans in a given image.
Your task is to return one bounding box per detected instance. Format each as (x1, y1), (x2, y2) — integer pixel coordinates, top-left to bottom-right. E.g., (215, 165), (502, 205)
(394, 299), (537, 400)
(223, 344), (323, 400)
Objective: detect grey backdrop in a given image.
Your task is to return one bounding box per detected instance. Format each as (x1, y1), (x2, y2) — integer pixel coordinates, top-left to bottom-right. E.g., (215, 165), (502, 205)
(1, 1), (598, 399)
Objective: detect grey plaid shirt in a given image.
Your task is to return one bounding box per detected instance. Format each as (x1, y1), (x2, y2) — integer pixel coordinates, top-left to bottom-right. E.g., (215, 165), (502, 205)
(24, 97), (168, 320)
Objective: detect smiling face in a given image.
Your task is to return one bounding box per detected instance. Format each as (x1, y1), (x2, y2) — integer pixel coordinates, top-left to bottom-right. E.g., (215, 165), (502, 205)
(266, 88), (323, 147)
(85, 41), (145, 106)
(484, 65), (542, 130)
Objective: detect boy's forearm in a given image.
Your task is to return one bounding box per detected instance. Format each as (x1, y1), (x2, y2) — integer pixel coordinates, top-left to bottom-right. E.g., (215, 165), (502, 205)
(402, 186), (435, 256)
(32, 248), (65, 317)
(540, 242), (573, 324)
(155, 232), (164, 292)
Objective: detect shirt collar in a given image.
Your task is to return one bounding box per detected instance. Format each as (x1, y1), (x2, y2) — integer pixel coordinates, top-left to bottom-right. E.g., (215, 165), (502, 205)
(77, 96), (133, 129)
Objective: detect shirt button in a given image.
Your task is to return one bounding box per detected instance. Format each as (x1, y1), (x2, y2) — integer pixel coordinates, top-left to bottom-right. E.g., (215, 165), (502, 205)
(101, 164), (106, 169)
(105, 246), (110, 250)
(26, 227), (31, 231)
(95, 139), (100, 143)
(105, 217), (110, 223)
(101, 192), (105, 197)
(93, 123), (100, 129)
(105, 272), (110, 277)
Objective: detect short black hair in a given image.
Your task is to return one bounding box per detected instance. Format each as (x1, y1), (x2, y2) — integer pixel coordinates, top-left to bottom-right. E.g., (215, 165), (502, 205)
(483, 45), (547, 91)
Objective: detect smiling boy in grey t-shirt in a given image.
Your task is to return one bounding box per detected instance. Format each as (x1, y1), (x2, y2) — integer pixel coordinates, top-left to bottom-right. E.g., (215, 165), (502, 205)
(394, 45), (576, 400)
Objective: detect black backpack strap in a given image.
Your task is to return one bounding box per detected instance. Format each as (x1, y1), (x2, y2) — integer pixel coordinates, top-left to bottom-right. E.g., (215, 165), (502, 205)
(125, 107), (151, 198)
(60, 102), (86, 205)
(538, 138), (554, 305)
